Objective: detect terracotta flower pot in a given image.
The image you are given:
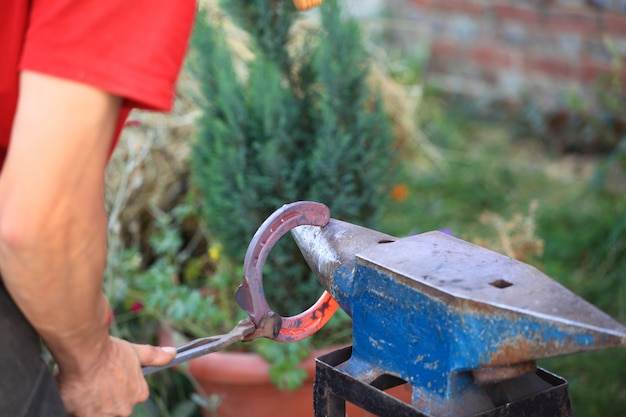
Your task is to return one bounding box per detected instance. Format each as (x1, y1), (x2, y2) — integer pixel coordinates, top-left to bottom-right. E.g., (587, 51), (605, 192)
(189, 348), (325, 417)
(159, 328), (411, 417)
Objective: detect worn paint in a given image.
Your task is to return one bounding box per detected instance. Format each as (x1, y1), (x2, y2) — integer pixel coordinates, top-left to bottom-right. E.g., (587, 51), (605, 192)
(293, 220), (626, 416)
(347, 263), (616, 398)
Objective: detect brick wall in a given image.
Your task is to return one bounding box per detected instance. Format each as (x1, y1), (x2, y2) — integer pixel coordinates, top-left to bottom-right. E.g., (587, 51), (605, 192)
(387, 0), (626, 108)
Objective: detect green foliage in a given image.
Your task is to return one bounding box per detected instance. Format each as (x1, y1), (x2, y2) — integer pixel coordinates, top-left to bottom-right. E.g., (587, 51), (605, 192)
(110, 197), (251, 338)
(105, 199), (210, 416)
(512, 37), (626, 180)
(538, 193), (626, 322)
(189, 0), (396, 318)
(254, 338), (310, 391)
(220, 0), (295, 70)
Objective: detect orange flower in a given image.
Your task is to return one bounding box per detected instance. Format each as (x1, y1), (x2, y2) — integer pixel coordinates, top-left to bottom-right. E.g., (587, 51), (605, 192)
(390, 184), (409, 201)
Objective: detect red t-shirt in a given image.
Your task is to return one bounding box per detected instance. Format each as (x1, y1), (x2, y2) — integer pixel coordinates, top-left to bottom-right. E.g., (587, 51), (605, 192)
(0, 0), (196, 169)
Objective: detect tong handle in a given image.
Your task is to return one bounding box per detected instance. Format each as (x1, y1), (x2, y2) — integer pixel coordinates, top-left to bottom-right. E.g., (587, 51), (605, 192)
(142, 319), (256, 375)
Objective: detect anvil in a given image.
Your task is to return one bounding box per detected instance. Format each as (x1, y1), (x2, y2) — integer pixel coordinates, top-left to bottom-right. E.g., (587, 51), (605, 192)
(292, 219), (626, 416)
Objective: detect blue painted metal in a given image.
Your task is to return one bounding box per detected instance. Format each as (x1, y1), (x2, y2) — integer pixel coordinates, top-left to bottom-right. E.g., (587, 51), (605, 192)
(292, 219), (626, 416)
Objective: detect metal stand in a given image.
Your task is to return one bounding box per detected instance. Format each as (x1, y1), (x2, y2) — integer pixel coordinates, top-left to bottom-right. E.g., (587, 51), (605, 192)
(313, 347), (573, 417)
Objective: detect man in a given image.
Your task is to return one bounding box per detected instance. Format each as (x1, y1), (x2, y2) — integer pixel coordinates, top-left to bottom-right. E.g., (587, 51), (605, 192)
(0, 1), (196, 416)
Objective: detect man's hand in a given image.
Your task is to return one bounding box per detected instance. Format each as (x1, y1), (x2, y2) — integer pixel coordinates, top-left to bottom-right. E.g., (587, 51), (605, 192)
(57, 337), (176, 417)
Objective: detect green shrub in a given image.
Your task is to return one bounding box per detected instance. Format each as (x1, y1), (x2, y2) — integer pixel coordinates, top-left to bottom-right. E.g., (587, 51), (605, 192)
(189, 0), (396, 316)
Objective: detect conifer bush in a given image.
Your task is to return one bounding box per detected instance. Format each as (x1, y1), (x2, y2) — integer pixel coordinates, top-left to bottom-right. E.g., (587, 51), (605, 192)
(190, 0), (396, 316)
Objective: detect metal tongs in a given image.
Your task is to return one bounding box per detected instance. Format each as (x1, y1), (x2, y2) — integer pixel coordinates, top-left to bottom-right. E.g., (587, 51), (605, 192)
(143, 201), (339, 375)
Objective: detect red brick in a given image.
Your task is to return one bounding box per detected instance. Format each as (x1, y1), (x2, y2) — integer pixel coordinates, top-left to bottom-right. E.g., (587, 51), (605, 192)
(524, 55), (578, 79)
(601, 13), (626, 37)
(468, 43), (518, 69)
(492, 3), (542, 26)
(427, 39), (469, 73)
(436, 0), (485, 16)
(429, 39), (467, 58)
(545, 8), (602, 36)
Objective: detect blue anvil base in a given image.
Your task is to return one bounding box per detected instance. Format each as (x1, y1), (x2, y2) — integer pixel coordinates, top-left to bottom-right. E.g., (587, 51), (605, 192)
(314, 346), (573, 417)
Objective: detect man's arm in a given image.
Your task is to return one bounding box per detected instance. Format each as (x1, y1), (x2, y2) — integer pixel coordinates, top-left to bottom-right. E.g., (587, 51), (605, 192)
(0, 71), (174, 416)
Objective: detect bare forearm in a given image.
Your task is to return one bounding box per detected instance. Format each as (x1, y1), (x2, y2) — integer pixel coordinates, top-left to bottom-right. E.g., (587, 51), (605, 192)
(0, 70), (177, 417)
(0, 71), (119, 376)
(0, 198), (110, 375)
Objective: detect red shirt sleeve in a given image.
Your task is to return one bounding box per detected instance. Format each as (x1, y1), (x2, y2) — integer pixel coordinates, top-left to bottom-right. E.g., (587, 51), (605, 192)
(20, 0), (196, 112)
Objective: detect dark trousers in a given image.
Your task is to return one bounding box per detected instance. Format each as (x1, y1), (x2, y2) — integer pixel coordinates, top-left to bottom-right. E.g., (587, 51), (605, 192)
(0, 281), (68, 417)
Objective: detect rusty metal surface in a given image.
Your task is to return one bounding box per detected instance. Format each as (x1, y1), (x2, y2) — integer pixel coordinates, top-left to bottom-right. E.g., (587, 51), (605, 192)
(314, 346), (573, 417)
(142, 318), (257, 375)
(472, 361), (537, 385)
(242, 311), (282, 341)
(235, 201), (339, 342)
(291, 218), (397, 314)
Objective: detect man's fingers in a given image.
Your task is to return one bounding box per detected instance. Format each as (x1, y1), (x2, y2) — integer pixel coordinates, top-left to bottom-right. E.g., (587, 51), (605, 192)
(133, 344), (177, 367)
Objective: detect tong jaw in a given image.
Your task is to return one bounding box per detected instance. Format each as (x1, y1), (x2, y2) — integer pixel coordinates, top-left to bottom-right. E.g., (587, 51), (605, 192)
(243, 311), (282, 342)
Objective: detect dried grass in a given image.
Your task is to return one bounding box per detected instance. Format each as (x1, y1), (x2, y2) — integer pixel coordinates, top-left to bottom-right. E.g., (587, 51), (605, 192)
(472, 201), (545, 264)
(367, 64), (443, 169)
(104, 72), (200, 246)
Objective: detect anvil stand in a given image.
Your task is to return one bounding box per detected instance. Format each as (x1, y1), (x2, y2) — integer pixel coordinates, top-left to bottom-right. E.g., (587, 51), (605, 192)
(313, 346), (573, 417)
